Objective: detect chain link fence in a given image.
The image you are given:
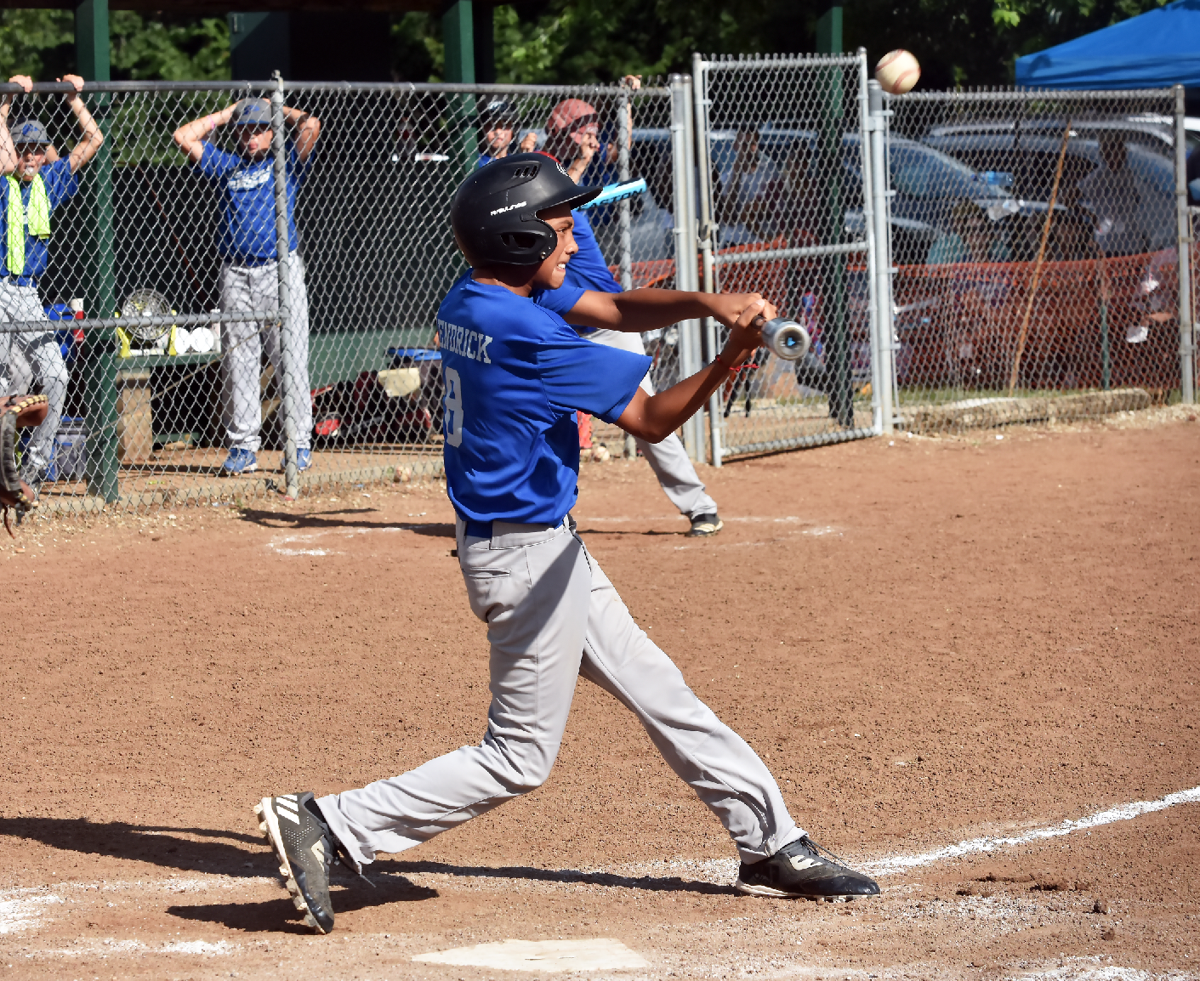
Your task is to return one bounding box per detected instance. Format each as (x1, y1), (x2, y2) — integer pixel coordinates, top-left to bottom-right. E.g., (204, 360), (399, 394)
(0, 78), (675, 514)
(6, 75), (1194, 515)
(693, 52), (879, 464)
(881, 87), (1196, 433)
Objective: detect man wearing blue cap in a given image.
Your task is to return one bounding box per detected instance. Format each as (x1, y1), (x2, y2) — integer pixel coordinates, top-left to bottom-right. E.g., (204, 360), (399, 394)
(174, 97), (320, 475)
(0, 73), (104, 494)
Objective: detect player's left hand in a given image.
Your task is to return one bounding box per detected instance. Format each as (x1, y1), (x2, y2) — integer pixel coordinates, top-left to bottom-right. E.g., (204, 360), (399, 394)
(706, 292), (777, 332)
(620, 74), (642, 92)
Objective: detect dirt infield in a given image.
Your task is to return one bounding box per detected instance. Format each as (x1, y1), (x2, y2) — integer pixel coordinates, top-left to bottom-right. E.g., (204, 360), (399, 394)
(2, 412), (1198, 980)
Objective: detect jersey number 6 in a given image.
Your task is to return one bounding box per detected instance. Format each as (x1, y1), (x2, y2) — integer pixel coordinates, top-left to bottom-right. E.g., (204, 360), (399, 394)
(443, 367), (464, 448)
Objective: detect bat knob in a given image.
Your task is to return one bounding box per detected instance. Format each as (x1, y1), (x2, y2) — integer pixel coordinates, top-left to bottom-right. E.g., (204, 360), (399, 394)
(756, 316), (811, 361)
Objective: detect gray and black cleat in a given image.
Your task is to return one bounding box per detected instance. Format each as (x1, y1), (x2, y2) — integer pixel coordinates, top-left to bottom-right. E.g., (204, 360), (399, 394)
(734, 835), (880, 899)
(687, 512), (724, 537)
(255, 792), (336, 934)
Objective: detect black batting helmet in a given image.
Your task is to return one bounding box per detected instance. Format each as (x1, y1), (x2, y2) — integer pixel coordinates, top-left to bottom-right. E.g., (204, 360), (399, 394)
(450, 152), (601, 266)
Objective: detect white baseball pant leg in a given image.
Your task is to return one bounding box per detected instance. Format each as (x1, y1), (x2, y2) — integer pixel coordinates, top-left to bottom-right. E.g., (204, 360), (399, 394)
(0, 280), (68, 476)
(585, 327), (717, 519)
(318, 517), (801, 868)
(219, 252), (312, 452)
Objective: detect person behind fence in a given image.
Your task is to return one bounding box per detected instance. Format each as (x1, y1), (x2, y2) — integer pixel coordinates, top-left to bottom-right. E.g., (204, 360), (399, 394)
(531, 84), (725, 537)
(173, 97), (320, 475)
(477, 99), (528, 166)
(0, 73), (103, 497)
(716, 125), (779, 246)
(1078, 133), (1146, 258)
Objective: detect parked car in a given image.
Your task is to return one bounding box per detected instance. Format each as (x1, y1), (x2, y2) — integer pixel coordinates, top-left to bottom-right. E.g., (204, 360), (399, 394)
(922, 123), (1177, 250)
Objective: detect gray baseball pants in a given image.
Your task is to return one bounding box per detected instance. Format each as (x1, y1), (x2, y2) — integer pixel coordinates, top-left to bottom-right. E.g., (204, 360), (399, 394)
(220, 252), (312, 452)
(318, 516), (802, 868)
(0, 279), (68, 477)
(586, 328), (717, 520)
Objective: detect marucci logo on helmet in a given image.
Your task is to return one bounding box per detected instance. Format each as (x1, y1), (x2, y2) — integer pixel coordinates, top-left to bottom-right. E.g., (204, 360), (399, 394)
(489, 200), (527, 216)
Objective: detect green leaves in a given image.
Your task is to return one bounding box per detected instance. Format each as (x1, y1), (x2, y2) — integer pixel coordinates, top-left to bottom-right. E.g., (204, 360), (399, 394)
(0, 9), (230, 81)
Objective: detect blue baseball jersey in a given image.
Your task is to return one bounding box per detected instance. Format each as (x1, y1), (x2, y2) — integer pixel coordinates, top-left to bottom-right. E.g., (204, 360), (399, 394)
(0, 159), (79, 284)
(437, 272), (650, 524)
(197, 142), (311, 261)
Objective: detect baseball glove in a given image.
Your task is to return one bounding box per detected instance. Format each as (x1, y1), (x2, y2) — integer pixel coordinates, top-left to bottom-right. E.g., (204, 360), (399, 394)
(0, 394), (50, 536)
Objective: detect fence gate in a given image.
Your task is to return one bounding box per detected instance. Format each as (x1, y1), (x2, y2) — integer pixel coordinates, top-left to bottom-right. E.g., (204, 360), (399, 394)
(692, 52), (879, 465)
(881, 86), (1195, 433)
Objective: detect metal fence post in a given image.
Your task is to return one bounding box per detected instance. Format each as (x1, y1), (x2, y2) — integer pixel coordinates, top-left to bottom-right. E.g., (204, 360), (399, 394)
(1175, 85), (1195, 404)
(856, 50), (882, 435)
(868, 80), (895, 433)
(819, 61), (853, 428)
(670, 73), (703, 461)
(617, 86), (633, 292)
(617, 84), (636, 459)
(692, 53), (723, 466)
(83, 89), (120, 502)
(271, 77), (301, 497)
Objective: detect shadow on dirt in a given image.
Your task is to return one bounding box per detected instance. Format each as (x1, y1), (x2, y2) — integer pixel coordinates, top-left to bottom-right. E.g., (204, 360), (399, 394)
(0, 816), (269, 878)
(238, 507), (456, 538)
(377, 858), (732, 896)
(170, 871), (438, 933)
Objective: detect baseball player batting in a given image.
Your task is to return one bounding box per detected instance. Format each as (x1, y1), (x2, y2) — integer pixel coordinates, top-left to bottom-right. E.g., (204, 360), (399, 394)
(255, 154), (879, 934)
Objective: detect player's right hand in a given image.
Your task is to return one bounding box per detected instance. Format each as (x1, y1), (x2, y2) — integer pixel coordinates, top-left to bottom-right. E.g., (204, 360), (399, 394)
(724, 295), (775, 360)
(7, 75), (33, 94)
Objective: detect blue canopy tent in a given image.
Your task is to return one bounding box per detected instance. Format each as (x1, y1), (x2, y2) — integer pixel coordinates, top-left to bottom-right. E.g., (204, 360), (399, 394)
(1015, 0), (1200, 89)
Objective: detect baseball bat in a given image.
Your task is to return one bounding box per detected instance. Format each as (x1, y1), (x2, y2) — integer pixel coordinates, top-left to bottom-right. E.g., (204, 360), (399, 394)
(578, 178), (647, 210)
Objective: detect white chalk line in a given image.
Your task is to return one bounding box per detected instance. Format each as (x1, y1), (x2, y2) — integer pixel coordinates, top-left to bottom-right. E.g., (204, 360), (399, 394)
(863, 783), (1200, 877)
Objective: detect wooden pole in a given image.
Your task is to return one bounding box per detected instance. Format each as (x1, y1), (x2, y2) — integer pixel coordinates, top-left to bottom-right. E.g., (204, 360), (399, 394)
(1008, 119), (1072, 395)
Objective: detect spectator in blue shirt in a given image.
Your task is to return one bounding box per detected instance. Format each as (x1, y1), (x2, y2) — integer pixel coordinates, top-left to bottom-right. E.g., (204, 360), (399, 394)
(0, 73), (104, 495)
(173, 97), (321, 476)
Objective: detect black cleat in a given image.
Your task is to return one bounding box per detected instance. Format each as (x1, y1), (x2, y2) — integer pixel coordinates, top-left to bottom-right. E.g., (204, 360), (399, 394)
(687, 512), (724, 537)
(255, 792), (336, 934)
(735, 835), (880, 900)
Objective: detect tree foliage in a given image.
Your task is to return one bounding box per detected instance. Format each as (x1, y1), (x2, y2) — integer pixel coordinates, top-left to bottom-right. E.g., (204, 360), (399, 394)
(0, 2), (1175, 89)
(0, 9), (229, 82)
(390, 0), (1171, 88)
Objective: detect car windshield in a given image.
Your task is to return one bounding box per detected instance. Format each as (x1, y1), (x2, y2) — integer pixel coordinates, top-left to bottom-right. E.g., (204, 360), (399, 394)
(889, 143), (1009, 199)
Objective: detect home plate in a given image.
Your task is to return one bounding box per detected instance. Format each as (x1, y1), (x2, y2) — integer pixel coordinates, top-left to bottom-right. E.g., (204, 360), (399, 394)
(413, 938), (649, 973)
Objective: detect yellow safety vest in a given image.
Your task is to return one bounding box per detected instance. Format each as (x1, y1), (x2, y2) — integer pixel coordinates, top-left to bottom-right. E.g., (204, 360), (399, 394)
(6, 174), (51, 276)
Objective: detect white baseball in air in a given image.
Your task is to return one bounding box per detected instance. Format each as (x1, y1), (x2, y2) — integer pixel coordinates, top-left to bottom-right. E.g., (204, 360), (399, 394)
(875, 49), (921, 94)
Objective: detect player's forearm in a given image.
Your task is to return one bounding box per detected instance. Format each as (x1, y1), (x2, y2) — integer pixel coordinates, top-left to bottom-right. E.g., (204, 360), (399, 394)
(571, 288), (749, 334)
(617, 339), (756, 443)
(68, 97), (104, 168)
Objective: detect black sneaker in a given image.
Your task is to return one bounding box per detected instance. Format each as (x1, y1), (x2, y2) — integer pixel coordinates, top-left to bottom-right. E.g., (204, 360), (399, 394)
(687, 512), (724, 537)
(734, 835), (880, 899)
(255, 792), (337, 934)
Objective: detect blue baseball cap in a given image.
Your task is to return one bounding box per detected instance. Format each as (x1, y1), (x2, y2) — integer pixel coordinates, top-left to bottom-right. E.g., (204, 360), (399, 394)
(233, 98), (272, 127)
(11, 120), (49, 145)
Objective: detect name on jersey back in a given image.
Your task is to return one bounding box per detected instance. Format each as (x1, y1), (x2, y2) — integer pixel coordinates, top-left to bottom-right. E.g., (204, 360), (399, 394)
(438, 318), (493, 364)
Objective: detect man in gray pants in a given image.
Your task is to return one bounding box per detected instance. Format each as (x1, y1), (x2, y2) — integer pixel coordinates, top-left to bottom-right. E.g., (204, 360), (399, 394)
(174, 97), (319, 475)
(0, 73), (104, 494)
(254, 153), (878, 935)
